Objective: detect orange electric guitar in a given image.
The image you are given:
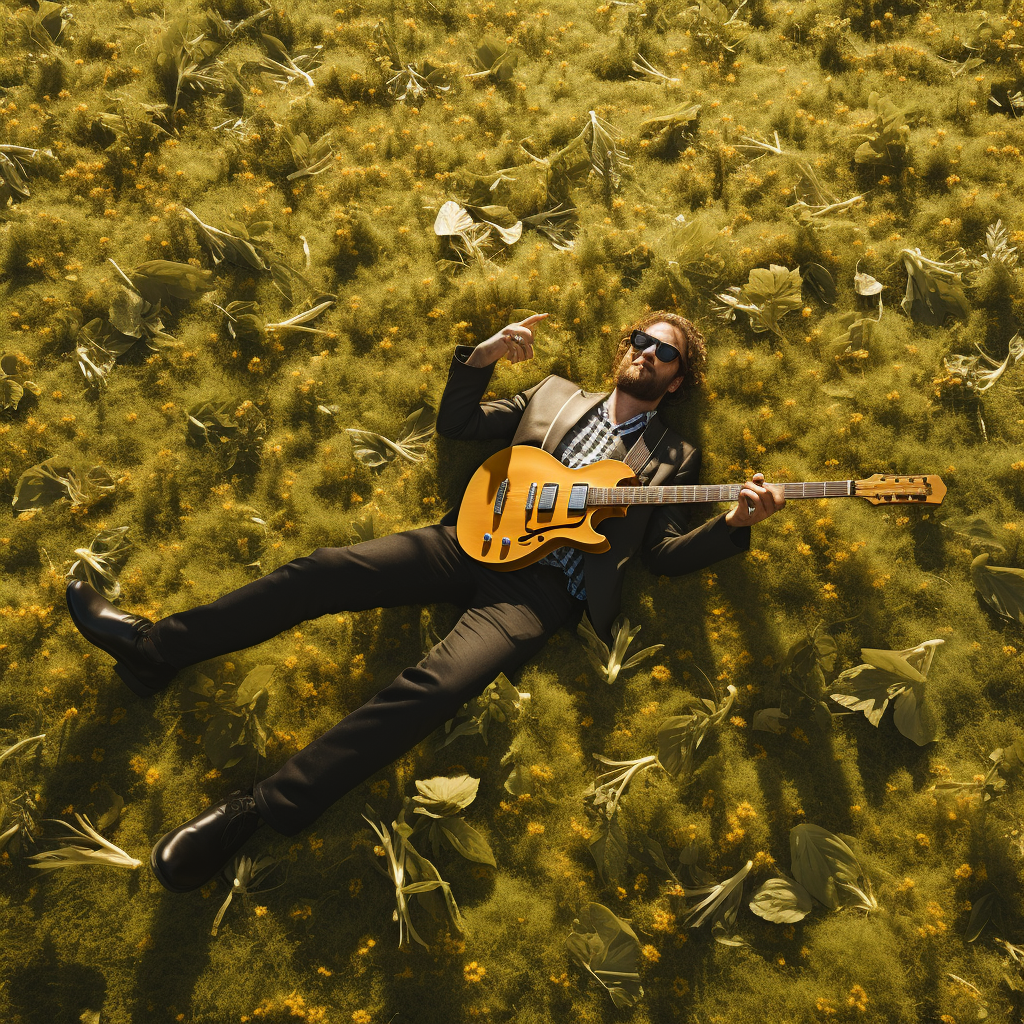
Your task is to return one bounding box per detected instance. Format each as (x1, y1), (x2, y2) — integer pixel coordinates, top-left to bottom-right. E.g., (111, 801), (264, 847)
(455, 445), (946, 570)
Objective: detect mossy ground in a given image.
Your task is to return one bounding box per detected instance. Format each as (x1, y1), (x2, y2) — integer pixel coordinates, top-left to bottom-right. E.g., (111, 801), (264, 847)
(1, 0), (1023, 1021)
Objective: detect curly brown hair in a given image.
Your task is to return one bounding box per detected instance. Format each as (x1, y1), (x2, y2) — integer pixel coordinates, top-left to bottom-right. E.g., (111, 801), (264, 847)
(606, 311), (708, 404)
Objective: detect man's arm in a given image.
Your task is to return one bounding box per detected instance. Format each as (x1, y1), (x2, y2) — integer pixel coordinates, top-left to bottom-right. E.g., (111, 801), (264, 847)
(436, 344), (552, 442)
(640, 448), (751, 577)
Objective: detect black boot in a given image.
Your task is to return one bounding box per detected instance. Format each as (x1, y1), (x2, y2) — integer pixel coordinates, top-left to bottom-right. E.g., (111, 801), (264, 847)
(66, 581), (179, 697)
(150, 787), (264, 893)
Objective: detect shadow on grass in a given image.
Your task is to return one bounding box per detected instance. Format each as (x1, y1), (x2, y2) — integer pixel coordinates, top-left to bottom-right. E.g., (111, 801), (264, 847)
(8, 932), (108, 1024)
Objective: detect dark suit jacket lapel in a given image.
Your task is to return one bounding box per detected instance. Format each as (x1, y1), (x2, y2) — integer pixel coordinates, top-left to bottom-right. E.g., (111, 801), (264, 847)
(536, 389), (607, 454)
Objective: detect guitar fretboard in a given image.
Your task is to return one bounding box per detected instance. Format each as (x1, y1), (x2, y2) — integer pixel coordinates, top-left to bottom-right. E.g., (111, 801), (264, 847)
(587, 481), (854, 505)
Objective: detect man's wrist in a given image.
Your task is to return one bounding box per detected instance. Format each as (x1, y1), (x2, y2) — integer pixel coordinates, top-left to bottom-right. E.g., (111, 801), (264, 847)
(457, 344), (494, 369)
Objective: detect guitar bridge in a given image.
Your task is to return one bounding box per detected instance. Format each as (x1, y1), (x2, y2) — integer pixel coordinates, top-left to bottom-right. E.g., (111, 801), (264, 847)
(493, 478), (509, 515)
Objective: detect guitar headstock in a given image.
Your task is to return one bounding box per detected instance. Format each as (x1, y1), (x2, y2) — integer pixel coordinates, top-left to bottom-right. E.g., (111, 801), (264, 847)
(854, 474), (946, 505)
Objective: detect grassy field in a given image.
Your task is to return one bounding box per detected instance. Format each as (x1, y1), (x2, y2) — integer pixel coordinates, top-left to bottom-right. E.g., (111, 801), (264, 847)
(1, 0), (1024, 1020)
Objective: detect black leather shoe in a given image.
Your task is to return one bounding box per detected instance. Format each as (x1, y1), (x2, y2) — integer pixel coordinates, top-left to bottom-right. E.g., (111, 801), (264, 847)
(150, 788), (265, 893)
(66, 580), (179, 697)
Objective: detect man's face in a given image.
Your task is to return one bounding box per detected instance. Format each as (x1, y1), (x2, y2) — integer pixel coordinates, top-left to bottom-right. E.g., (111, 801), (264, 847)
(612, 321), (686, 402)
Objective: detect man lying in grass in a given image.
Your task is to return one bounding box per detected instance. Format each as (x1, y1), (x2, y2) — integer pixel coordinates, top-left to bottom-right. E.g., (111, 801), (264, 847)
(65, 310), (784, 893)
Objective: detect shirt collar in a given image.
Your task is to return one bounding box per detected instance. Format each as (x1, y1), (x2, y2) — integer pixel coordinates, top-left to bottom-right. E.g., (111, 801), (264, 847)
(598, 399), (655, 435)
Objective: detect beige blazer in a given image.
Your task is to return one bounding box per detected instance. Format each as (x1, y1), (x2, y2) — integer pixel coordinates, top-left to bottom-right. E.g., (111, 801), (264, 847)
(436, 346), (749, 645)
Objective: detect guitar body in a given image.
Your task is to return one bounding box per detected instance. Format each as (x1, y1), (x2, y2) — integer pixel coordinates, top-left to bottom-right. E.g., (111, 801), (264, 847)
(456, 445), (635, 571)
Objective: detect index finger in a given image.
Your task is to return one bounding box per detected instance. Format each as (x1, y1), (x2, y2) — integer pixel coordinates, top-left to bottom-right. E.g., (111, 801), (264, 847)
(520, 313), (550, 324)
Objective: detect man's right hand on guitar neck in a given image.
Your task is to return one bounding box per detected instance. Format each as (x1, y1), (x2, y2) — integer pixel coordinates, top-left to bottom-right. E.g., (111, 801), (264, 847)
(465, 313), (549, 367)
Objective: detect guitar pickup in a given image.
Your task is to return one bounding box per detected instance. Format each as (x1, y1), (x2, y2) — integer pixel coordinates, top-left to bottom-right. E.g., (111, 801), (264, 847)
(493, 478), (509, 515)
(567, 483), (588, 514)
(526, 482), (537, 512)
(538, 483), (558, 512)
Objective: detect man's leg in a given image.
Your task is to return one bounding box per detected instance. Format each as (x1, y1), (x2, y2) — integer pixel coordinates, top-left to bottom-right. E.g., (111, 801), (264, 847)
(252, 566), (578, 835)
(145, 525), (475, 670)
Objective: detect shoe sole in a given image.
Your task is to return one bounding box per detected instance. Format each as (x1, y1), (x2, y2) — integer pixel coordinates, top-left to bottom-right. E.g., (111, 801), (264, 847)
(149, 844), (199, 893)
(66, 589), (170, 699)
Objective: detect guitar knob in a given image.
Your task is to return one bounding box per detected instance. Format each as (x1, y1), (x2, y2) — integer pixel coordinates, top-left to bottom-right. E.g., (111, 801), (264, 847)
(501, 537), (510, 548)
(483, 533), (492, 542)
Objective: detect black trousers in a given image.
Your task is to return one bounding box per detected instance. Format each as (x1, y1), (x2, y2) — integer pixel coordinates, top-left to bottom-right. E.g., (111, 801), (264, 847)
(146, 524), (586, 836)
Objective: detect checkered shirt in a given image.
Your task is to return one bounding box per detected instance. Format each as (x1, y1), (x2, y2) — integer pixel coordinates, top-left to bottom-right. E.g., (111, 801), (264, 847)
(536, 399), (655, 600)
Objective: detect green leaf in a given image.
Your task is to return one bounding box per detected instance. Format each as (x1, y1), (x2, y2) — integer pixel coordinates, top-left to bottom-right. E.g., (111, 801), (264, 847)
(0, 732), (46, 769)
(972, 553), (1024, 624)
(0, 376), (25, 411)
(190, 673), (217, 696)
(251, 710), (268, 757)
(814, 633), (839, 672)
(749, 876), (814, 923)
(752, 707), (790, 733)
(503, 761), (531, 797)
(851, 91), (910, 168)
(108, 286), (146, 338)
(828, 668), (898, 726)
(183, 207), (268, 270)
(860, 641), (941, 682)
(436, 816), (497, 868)
(854, 263), (884, 297)
(236, 665), (276, 705)
(678, 860), (752, 932)
(711, 874), (750, 947)
(627, 833), (677, 881)
(346, 402), (436, 470)
(468, 37), (519, 82)
(285, 130), (334, 180)
(790, 824), (865, 911)
(813, 701), (834, 733)
(12, 457), (115, 512)
(801, 262), (837, 305)
(892, 685), (939, 745)
(268, 260), (313, 305)
(204, 714), (247, 769)
(565, 903), (644, 1009)
(589, 812), (629, 887)
(82, 784), (125, 832)
(833, 310), (878, 359)
(714, 264), (803, 339)
(965, 891), (998, 942)
(638, 102), (701, 138)
(434, 200), (475, 237)
(577, 612), (662, 684)
(831, 639), (946, 731)
(126, 260), (215, 303)
(900, 247), (971, 326)
(657, 715), (701, 777)
(949, 517), (1007, 557)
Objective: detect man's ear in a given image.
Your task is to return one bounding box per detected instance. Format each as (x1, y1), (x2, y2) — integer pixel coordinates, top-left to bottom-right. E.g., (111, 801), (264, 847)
(667, 374), (684, 393)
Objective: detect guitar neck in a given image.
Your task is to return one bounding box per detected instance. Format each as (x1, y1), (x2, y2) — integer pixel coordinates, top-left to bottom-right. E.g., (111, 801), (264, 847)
(588, 481), (855, 505)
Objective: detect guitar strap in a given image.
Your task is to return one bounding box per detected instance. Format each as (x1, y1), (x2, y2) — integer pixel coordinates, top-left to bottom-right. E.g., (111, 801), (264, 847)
(623, 422), (668, 478)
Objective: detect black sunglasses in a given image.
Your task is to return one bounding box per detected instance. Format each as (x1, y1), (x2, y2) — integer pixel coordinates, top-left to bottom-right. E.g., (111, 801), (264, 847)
(629, 329), (681, 363)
